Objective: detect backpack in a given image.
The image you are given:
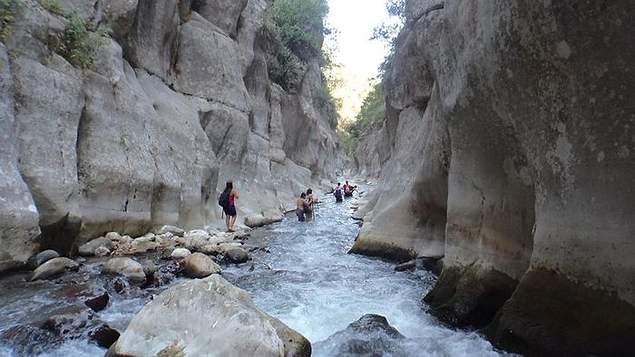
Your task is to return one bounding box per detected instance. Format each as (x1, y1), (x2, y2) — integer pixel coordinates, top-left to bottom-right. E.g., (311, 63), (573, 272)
(218, 190), (230, 208)
(334, 188), (342, 200)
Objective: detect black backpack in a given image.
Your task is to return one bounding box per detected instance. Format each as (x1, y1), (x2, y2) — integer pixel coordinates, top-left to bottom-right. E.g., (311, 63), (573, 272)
(334, 188), (342, 200)
(218, 190), (230, 208)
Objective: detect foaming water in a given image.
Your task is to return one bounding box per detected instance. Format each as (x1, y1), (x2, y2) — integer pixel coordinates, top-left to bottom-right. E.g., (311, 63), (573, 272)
(0, 190), (516, 356)
(225, 193), (516, 357)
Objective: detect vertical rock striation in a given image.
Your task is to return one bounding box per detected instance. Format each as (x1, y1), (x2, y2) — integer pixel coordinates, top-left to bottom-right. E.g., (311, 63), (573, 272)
(0, 0), (341, 270)
(352, 0), (635, 355)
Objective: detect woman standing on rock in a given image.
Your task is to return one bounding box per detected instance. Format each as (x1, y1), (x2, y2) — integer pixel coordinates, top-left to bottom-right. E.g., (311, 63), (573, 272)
(223, 181), (239, 232)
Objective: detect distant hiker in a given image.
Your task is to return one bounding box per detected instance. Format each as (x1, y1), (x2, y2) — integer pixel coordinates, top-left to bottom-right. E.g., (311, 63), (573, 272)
(343, 180), (355, 197)
(219, 181), (239, 232)
(334, 183), (343, 202)
(296, 192), (309, 221)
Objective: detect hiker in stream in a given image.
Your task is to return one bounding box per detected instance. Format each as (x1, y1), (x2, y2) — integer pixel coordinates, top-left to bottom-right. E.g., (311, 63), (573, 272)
(343, 180), (356, 197)
(296, 192), (309, 222)
(219, 181), (239, 232)
(305, 188), (315, 220)
(333, 182), (344, 202)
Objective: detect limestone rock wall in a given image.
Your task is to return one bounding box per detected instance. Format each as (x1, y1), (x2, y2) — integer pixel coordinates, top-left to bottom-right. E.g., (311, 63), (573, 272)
(0, 0), (341, 270)
(352, 0), (635, 355)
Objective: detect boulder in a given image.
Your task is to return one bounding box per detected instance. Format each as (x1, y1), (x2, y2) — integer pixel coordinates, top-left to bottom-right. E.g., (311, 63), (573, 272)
(30, 257), (79, 281)
(156, 225), (185, 237)
(77, 237), (116, 257)
(313, 314), (405, 357)
(128, 237), (160, 254)
(94, 246), (112, 257)
(27, 249), (60, 269)
(106, 275), (308, 356)
(244, 214), (283, 228)
(89, 324), (120, 349)
(101, 257), (146, 284)
(182, 252), (221, 278)
(170, 247), (192, 259)
(223, 246), (250, 264)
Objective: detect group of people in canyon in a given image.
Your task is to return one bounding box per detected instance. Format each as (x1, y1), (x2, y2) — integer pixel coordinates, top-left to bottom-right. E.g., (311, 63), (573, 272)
(295, 180), (357, 221)
(333, 180), (357, 202)
(222, 179), (358, 226)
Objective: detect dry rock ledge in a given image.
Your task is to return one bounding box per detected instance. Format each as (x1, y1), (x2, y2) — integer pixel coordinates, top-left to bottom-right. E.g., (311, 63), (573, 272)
(24, 225), (310, 356)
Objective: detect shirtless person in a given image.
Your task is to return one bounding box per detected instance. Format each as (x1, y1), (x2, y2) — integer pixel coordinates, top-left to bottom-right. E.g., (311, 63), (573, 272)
(295, 192), (309, 222)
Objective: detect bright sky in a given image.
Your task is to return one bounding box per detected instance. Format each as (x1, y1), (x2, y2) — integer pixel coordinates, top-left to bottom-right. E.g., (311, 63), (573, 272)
(325, 0), (391, 123)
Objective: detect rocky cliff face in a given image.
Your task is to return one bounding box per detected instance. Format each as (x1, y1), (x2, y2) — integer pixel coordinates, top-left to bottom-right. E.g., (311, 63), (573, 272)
(351, 0), (635, 355)
(0, 0), (341, 272)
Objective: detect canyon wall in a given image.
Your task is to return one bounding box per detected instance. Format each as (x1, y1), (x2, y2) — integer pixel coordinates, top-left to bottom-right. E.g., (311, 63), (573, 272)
(0, 0), (341, 271)
(351, 0), (635, 355)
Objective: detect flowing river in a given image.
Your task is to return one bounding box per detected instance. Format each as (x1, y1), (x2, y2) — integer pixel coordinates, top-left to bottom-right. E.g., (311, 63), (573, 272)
(0, 190), (514, 356)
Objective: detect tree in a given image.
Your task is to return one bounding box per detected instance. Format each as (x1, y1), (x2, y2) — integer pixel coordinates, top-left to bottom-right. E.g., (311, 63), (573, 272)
(371, 0), (405, 77)
(263, 0), (330, 90)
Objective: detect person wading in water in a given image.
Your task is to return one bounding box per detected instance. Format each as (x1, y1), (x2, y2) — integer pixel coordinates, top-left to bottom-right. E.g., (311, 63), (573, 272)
(296, 192), (309, 222)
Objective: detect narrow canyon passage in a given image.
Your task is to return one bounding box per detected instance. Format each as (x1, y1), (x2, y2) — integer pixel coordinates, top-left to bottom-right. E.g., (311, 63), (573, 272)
(0, 189), (515, 356)
(224, 190), (515, 357)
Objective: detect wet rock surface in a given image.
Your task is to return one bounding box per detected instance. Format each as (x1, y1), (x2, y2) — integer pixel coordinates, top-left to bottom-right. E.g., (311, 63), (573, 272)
(0, 226), (262, 354)
(313, 314), (407, 357)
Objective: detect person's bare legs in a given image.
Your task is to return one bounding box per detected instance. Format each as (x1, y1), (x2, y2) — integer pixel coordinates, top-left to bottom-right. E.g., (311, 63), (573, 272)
(225, 214), (231, 231)
(228, 215), (237, 231)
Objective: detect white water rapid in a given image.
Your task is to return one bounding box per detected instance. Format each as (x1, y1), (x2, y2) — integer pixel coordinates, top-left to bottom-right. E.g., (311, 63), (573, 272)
(0, 189), (517, 357)
(223, 191), (516, 357)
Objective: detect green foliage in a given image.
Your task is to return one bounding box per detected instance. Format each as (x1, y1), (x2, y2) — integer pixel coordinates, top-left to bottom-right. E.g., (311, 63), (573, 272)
(371, 0), (405, 78)
(261, 23), (305, 91)
(39, 0), (65, 16)
(341, 82), (386, 155)
(270, 0), (328, 61)
(0, 0), (22, 41)
(55, 13), (110, 69)
(264, 0), (329, 90)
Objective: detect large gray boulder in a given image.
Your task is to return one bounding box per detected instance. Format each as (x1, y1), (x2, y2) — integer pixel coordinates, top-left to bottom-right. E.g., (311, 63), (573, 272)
(102, 257), (147, 284)
(30, 257), (79, 281)
(107, 274), (310, 357)
(182, 252), (221, 278)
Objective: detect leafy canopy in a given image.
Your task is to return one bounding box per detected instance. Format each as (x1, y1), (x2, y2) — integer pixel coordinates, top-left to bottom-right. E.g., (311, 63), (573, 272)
(341, 81), (385, 155)
(341, 0), (405, 156)
(264, 0), (329, 90)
